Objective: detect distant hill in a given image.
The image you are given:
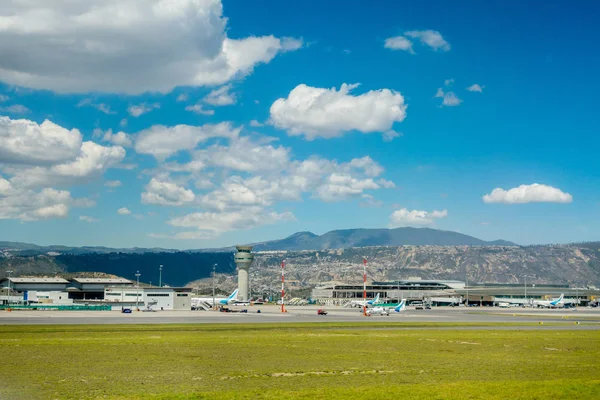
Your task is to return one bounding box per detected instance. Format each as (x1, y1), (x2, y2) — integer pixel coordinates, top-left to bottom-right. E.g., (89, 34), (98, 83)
(250, 228), (517, 251)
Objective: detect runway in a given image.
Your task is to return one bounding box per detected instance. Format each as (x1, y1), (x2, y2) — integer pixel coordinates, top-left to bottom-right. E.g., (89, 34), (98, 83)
(1, 305), (600, 328)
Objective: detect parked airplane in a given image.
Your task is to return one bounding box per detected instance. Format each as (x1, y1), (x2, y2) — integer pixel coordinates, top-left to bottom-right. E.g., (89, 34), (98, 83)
(534, 294), (564, 308)
(393, 299), (407, 312)
(219, 289), (239, 305)
(347, 293), (380, 308)
(191, 288), (239, 308)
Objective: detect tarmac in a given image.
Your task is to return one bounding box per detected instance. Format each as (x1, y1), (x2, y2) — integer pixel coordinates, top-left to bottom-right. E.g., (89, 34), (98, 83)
(1, 305), (600, 329)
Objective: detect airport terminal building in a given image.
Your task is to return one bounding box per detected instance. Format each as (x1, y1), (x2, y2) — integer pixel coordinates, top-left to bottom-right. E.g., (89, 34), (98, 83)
(312, 279), (600, 306)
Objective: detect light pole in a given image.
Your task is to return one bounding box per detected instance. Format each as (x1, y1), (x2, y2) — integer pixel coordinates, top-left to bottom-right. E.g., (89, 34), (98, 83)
(6, 270), (13, 305)
(135, 270), (141, 311)
(524, 276), (527, 306)
(281, 259), (286, 313)
(465, 269), (469, 307)
(362, 257), (367, 316)
(212, 264), (217, 310)
(159, 265), (163, 288)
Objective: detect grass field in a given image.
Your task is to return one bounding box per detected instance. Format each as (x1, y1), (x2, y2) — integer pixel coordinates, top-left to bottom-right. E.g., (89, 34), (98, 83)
(0, 323), (599, 399)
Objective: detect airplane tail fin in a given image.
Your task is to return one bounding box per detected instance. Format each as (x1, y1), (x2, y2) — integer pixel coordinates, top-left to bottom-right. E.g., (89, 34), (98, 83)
(228, 289), (239, 301)
(394, 299), (406, 312)
(374, 293), (380, 303)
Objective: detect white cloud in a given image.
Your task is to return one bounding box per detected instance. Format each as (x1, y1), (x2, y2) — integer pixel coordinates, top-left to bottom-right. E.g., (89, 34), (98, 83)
(0, 1), (302, 94)
(0, 116), (82, 165)
(117, 207), (131, 215)
(185, 104), (215, 115)
(76, 99), (115, 114)
(315, 174), (380, 202)
(482, 184), (573, 204)
(441, 92), (462, 107)
(382, 129), (402, 142)
(128, 103), (160, 117)
(405, 30), (450, 51)
(104, 180), (122, 188)
(134, 122), (240, 161)
(444, 78), (454, 86)
(197, 136), (290, 173)
(10, 141), (126, 188)
(0, 181), (75, 221)
(377, 178), (396, 188)
(249, 120), (264, 127)
(269, 83), (407, 140)
(389, 208), (448, 227)
(384, 36), (414, 54)
(141, 178), (195, 206)
(79, 215), (100, 223)
(119, 118), (128, 128)
(165, 207), (295, 238)
(467, 84), (484, 92)
(0, 94), (8, 102)
(203, 84), (236, 106)
(434, 88), (445, 98)
(176, 93), (189, 102)
(96, 129), (132, 147)
(348, 156), (384, 177)
(0, 105), (31, 114)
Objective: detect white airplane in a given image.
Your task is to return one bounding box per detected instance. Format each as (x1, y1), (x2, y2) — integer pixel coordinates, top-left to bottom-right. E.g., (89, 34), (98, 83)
(393, 299), (407, 312)
(191, 288), (239, 307)
(366, 306), (389, 316)
(219, 289), (239, 305)
(366, 300), (406, 316)
(534, 294), (564, 308)
(348, 293), (380, 308)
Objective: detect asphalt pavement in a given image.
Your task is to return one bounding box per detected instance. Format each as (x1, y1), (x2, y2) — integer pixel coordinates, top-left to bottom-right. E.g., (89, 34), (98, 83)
(1, 305), (599, 328)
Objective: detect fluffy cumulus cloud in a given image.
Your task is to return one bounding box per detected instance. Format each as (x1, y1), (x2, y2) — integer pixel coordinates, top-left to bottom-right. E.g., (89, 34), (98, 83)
(482, 184), (573, 204)
(0, 178), (75, 221)
(0, 116), (127, 220)
(384, 36), (414, 54)
(163, 206), (295, 239)
(389, 208), (448, 227)
(94, 128), (132, 147)
(467, 84), (484, 92)
(195, 136), (290, 173)
(117, 207), (131, 215)
(0, 116), (82, 165)
(434, 88), (462, 107)
(315, 174), (379, 202)
(141, 178), (195, 206)
(269, 83), (407, 139)
(0, 1), (302, 94)
(203, 84), (236, 106)
(134, 122), (240, 161)
(404, 30), (450, 51)
(10, 141), (126, 188)
(442, 92), (462, 107)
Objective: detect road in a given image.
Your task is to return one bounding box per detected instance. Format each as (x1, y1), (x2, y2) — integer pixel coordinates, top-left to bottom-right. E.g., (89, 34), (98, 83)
(1, 305), (599, 328)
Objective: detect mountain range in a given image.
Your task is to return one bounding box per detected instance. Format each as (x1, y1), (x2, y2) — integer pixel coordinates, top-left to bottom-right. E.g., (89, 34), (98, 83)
(249, 228), (516, 251)
(0, 227), (517, 256)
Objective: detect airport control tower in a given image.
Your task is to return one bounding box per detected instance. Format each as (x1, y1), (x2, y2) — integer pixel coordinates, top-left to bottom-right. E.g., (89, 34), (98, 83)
(234, 245), (254, 302)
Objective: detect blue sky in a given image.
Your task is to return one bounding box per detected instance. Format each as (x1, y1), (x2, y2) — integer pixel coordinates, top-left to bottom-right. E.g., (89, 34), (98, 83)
(0, 0), (598, 248)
